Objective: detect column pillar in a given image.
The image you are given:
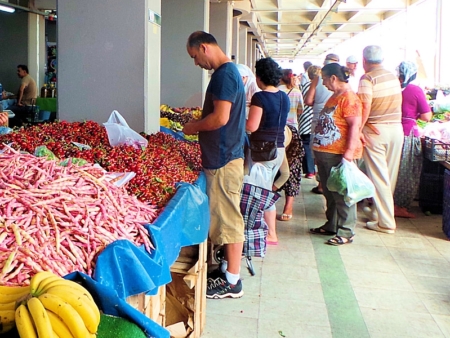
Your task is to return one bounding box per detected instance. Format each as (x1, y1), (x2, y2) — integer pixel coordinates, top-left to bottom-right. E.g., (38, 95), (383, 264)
(437, 0), (450, 84)
(210, 2), (233, 57)
(58, 0), (161, 133)
(161, 0), (209, 107)
(28, 13), (45, 90)
(231, 16), (240, 63)
(246, 35), (253, 68)
(238, 25), (248, 66)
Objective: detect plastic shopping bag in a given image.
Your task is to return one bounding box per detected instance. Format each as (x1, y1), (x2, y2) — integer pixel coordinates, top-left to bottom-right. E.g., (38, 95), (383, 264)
(327, 158), (375, 206)
(103, 110), (148, 149)
(244, 162), (272, 190)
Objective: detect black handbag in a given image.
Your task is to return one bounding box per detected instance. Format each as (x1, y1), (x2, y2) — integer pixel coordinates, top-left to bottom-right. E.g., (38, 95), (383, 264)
(249, 140), (277, 161)
(249, 94), (283, 162)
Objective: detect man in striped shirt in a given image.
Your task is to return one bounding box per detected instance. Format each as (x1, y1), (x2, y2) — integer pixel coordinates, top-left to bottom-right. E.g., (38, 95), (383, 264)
(358, 45), (404, 234)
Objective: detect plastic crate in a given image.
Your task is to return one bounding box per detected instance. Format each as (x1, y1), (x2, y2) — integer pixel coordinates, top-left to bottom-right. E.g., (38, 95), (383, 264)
(423, 136), (450, 161)
(419, 158), (445, 214)
(443, 169), (450, 239)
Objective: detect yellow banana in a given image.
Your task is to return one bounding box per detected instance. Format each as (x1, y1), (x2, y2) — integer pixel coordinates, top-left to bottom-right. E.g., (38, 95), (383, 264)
(45, 286), (100, 334)
(53, 330), (60, 338)
(30, 271), (57, 295)
(0, 301), (17, 311)
(27, 297), (53, 338)
(40, 279), (94, 302)
(38, 293), (90, 338)
(47, 311), (74, 338)
(0, 285), (30, 295)
(0, 309), (15, 334)
(35, 275), (62, 295)
(15, 304), (38, 338)
(0, 288), (30, 304)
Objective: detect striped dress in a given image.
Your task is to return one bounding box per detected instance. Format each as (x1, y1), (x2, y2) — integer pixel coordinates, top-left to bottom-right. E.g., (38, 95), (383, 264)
(299, 81), (313, 135)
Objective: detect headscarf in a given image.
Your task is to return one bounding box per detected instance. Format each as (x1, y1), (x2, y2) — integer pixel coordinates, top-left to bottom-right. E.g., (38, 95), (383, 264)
(236, 64), (257, 94)
(396, 61), (418, 88)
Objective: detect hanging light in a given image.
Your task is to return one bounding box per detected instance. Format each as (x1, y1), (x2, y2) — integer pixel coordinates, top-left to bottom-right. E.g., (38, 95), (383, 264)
(0, 4), (15, 13)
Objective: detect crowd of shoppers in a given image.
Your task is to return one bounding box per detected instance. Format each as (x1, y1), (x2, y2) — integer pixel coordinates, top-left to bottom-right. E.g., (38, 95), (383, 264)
(184, 30), (429, 299)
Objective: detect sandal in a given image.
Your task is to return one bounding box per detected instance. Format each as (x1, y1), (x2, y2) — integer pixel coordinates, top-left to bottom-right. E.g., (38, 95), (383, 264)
(309, 227), (336, 236)
(326, 236), (353, 246)
(277, 213), (292, 221)
(311, 186), (323, 194)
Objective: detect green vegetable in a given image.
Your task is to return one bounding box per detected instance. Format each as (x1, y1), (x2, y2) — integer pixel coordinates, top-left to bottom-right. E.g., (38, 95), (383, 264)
(97, 314), (147, 338)
(34, 145), (58, 160)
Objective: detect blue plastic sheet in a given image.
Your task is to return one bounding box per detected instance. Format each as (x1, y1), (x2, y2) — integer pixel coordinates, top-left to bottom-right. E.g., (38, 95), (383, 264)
(159, 126), (186, 141)
(65, 272), (170, 338)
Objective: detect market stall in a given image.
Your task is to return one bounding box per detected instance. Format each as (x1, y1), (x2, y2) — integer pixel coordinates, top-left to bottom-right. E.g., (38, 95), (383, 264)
(0, 115), (209, 337)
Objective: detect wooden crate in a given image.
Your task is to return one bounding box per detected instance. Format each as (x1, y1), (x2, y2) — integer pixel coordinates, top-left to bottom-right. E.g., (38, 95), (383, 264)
(127, 240), (207, 338)
(166, 240), (207, 338)
(126, 285), (166, 327)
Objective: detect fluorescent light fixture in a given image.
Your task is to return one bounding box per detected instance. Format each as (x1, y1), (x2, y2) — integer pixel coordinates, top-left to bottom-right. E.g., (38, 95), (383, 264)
(0, 4), (15, 13)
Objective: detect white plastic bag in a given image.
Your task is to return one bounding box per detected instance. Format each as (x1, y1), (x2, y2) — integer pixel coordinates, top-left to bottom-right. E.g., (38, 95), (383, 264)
(327, 159), (375, 206)
(103, 110), (148, 149)
(244, 162), (272, 190)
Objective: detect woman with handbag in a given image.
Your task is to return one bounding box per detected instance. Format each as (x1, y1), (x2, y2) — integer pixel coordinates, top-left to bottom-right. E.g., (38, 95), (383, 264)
(309, 63), (363, 246)
(246, 57), (290, 245)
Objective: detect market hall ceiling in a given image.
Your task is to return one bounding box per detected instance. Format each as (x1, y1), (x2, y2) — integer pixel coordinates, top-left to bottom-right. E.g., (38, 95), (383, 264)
(238, 0), (423, 59)
(28, 0), (420, 59)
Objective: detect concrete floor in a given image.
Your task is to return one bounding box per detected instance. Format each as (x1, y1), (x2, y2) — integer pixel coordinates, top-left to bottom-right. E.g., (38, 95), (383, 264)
(201, 178), (450, 338)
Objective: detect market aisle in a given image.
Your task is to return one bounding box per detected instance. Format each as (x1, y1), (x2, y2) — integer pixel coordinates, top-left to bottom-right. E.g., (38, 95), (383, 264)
(201, 178), (450, 338)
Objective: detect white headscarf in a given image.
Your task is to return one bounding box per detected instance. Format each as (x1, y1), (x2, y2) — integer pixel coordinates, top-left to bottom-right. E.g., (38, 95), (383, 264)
(236, 64), (257, 94)
(396, 61), (418, 89)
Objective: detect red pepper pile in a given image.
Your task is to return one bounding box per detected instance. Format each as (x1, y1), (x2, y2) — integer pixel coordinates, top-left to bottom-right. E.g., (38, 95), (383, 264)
(0, 121), (202, 207)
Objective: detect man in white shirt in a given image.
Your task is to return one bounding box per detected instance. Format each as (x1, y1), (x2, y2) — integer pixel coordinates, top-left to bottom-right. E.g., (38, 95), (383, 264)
(346, 55), (360, 92)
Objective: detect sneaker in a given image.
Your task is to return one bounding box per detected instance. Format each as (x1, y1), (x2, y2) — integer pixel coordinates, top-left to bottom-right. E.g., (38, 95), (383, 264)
(305, 173), (315, 179)
(207, 267), (223, 281)
(206, 275), (244, 299)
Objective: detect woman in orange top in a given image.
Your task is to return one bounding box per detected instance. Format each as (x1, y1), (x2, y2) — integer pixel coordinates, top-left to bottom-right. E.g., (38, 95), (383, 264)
(309, 63), (363, 245)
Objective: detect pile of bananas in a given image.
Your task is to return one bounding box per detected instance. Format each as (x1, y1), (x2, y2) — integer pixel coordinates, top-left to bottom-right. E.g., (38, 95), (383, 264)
(0, 271), (100, 337)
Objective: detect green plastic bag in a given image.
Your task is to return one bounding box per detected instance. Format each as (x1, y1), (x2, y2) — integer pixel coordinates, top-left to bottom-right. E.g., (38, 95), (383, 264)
(327, 159), (375, 206)
(34, 145), (58, 161)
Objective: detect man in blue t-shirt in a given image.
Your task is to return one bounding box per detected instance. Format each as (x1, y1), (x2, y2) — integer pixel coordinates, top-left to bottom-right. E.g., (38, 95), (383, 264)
(183, 31), (246, 299)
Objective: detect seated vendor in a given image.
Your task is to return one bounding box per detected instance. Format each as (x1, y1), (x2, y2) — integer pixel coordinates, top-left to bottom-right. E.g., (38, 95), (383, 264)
(8, 65), (37, 127)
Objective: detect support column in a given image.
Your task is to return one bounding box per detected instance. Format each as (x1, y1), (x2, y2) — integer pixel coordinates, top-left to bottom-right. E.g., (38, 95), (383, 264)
(252, 40), (258, 68)
(437, 0), (450, 84)
(231, 16), (240, 63)
(27, 13), (45, 90)
(238, 25), (248, 66)
(210, 2), (233, 57)
(161, 0), (209, 107)
(246, 35), (253, 69)
(58, 0), (160, 133)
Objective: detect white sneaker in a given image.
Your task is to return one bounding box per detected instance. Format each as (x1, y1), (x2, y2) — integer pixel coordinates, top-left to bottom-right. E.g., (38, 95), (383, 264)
(365, 221), (395, 234)
(363, 206), (378, 221)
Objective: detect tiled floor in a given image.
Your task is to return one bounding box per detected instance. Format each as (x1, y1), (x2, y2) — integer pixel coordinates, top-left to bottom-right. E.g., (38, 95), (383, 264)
(201, 178), (450, 338)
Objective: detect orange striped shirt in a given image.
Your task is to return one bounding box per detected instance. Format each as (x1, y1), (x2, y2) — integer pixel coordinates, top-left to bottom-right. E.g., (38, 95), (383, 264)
(358, 67), (402, 124)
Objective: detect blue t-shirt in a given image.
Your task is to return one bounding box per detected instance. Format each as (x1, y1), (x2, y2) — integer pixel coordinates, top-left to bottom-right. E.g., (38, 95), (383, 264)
(250, 91), (290, 147)
(199, 62), (246, 169)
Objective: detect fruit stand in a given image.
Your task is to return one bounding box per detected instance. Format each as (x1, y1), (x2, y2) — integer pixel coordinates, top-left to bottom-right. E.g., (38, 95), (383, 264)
(0, 114), (209, 337)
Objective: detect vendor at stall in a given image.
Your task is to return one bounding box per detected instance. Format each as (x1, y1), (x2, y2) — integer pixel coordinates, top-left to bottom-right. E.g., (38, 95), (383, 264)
(8, 65), (37, 127)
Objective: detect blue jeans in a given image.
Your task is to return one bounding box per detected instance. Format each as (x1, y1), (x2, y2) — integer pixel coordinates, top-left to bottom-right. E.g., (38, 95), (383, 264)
(301, 134), (315, 174)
